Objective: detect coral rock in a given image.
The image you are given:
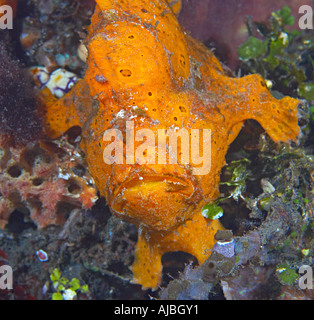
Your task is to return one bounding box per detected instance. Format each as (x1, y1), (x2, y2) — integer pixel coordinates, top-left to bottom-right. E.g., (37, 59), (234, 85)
(0, 138), (97, 229)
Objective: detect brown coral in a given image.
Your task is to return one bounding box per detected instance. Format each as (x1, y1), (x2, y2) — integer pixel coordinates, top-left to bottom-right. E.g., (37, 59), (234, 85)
(0, 137), (97, 229)
(0, 41), (42, 145)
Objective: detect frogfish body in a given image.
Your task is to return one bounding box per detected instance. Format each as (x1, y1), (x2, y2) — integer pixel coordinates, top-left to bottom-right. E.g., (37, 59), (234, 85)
(41, 0), (301, 289)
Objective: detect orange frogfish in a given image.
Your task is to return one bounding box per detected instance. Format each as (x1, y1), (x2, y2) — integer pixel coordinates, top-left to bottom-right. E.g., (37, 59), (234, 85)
(40, 0), (301, 289)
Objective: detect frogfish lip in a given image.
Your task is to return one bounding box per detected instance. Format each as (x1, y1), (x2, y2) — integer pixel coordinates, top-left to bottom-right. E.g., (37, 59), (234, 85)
(110, 175), (197, 231)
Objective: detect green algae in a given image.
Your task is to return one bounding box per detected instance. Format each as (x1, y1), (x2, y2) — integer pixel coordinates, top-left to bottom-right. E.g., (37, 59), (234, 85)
(238, 5), (314, 110)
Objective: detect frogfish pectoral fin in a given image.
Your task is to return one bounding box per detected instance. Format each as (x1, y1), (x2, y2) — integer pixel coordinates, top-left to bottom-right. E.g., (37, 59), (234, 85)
(220, 74), (302, 143)
(131, 229), (163, 291)
(39, 80), (94, 139)
(131, 211), (224, 290)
